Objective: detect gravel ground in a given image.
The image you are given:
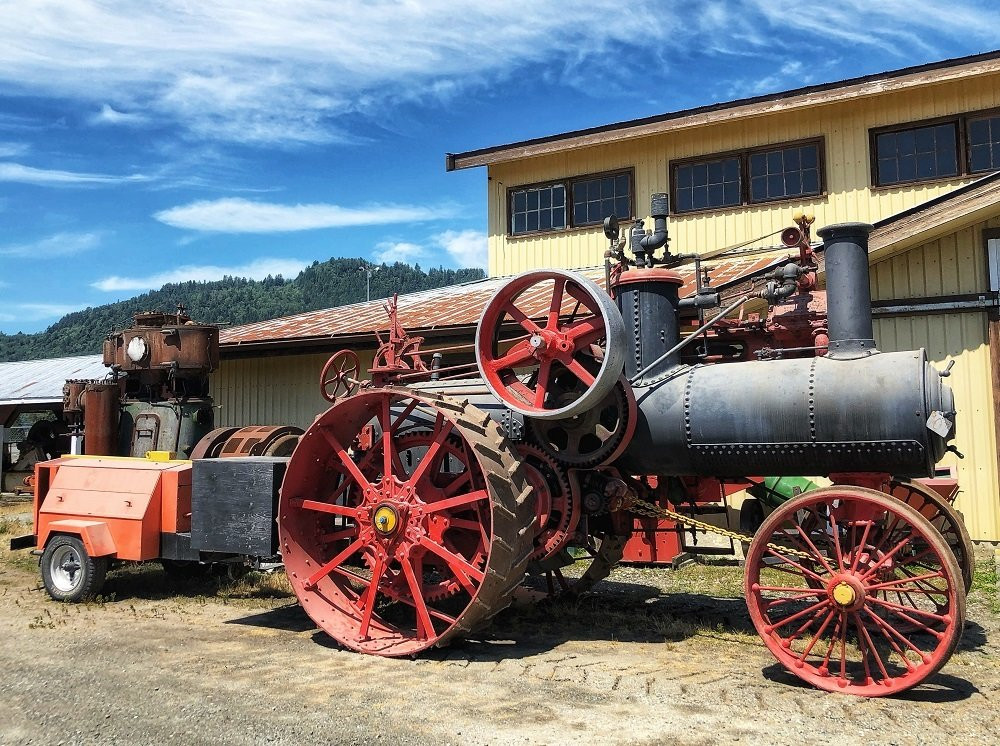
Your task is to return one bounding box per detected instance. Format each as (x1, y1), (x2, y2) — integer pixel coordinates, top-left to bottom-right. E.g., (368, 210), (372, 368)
(1, 504), (998, 746)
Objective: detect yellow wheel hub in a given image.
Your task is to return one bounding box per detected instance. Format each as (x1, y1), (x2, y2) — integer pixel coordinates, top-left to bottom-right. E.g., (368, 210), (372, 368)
(832, 582), (856, 607)
(373, 505), (399, 535)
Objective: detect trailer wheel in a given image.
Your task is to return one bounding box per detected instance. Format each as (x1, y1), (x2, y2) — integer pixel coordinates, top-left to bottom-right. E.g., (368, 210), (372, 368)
(41, 535), (108, 602)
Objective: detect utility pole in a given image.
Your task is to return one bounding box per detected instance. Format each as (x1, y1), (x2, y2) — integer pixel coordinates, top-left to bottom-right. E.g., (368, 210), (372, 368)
(359, 264), (380, 302)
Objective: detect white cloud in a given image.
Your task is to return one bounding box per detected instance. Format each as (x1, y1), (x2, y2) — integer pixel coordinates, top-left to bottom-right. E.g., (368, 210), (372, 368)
(0, 162), (149, 186)
(0, 303), (85, 323)
(369, 229), (488, 269)
(0, 141), (29, 157)
(0, 2), (990, 147)
(434, 229), (488, 269)
(0, 231), (102, 258)
(90, 103), (148, 126)
(372, 241), (427, 265)
(154, 198), (455, 233)
(92, 257), (309, 292)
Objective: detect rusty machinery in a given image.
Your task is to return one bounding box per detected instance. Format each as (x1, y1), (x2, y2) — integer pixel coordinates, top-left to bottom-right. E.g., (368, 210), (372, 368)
(11, 309), (304, 590)
(273, 196), (967, 697)
(12, 198), (970, 697)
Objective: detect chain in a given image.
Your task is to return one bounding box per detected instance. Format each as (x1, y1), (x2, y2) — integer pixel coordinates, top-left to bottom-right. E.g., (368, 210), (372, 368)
(623, 496), (815, 561)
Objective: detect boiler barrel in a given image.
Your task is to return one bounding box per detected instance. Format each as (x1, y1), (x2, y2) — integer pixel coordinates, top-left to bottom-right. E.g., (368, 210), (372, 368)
(620, 350), (954, 478)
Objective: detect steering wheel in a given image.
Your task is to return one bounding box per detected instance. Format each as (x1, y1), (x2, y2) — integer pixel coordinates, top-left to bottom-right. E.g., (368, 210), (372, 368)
(320, 349), (362, 403)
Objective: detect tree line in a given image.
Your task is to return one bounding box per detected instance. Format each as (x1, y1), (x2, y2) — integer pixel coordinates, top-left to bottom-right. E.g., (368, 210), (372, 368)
(0, 258), (485, 362)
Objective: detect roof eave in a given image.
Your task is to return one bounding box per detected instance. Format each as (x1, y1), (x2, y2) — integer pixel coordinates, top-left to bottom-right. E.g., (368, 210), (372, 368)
(447, 50), (1000, 171)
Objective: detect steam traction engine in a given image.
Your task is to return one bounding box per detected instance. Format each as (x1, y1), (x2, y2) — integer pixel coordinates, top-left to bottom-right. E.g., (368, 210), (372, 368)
(282, 194), (968, 697)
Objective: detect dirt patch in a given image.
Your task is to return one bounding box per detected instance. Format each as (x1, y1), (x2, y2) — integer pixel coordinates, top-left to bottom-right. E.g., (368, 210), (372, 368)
(1, 519), (998, 745)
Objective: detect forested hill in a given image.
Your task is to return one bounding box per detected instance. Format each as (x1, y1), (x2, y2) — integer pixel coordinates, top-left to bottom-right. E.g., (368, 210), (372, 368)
(0, 258), (485, 362)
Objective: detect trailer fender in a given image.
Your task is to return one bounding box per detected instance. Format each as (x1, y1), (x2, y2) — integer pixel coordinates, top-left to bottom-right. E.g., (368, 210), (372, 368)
(44, 520), (117, 558)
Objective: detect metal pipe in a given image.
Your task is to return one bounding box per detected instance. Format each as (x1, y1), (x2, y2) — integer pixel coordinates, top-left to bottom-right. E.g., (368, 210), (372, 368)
(817, 222), (876, 359)
(630, 294), (752, 383)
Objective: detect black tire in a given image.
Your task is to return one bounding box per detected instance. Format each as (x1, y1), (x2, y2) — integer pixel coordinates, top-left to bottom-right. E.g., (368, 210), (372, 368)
(40, 535), (108, 602)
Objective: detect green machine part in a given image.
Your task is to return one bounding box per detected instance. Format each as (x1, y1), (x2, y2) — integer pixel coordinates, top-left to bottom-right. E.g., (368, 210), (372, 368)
(118, 399), (215, 459)
(746, 476), (820, 508)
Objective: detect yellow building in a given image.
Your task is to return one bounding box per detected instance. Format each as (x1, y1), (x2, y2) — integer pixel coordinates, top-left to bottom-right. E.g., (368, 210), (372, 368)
(447, 51), (1000, 542)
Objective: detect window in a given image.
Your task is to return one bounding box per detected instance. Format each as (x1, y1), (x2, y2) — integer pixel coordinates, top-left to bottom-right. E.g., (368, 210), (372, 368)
(871, 109), (1000, 187)
(509, 170), (633, 235)
(968, 114), (1000, 173)
(671, 138), (823, 214)
(874, 123), (958, 186)
(749, 143), (820, 202)
(674, 157), (740, 212)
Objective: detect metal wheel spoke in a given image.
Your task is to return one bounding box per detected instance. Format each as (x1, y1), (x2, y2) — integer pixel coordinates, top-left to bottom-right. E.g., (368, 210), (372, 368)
(418, 536), (485, 586)
(854, 612), (891, 682)
(563, 316), (604, 346)
(380, 398), (394, 479)
(318, 527), (360, 544)
(492, 339), (537, 371)
(319, 428), (373, 491)
(868, 597), (949, 629)
(864, 608), (924, 667)
(826, 509), (847, 572)
(295, 499), (360, 519)
(532, 359), (552, 408)
(798, 608), (837, 662)
(400, 557), (436, 640)
(504, 303), (543, 334)
(424, 489), (489, 514)
(406, 417), (455, 487)
(564, 358), (596, 387)
(859, 534), (913, 581)
(304, 537), (366, 588)
(867, 572), (944, 592)
(848, 520), (873, 573)
(794, 523), (835, 575)
(546, 278), (566, 330)
(764, 547), (827, 583)
(359, 555), (388, 639)
(442, 469), (472, 497)
(769, 598), (831, 631)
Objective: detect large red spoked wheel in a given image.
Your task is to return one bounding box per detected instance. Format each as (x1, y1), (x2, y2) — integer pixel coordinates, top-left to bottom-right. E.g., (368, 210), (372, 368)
(889, 480), (974, 593)
(279, 388), (535, 656)
(745, 487), (965, 696)
(476, 269), (626, 420)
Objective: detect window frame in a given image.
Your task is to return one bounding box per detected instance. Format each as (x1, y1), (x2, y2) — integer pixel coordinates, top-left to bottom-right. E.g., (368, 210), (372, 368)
(506, 167), (635, 237)
(869, 106), (1000, 188)
(669, 136), (826, 216)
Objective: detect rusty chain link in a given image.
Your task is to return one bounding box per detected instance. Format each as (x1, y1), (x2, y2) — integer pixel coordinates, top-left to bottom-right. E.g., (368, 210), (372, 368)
(622, 495), (816, 561)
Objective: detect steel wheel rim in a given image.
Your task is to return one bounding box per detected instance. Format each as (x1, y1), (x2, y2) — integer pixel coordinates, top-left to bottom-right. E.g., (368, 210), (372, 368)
(745, 486), (964, 696)
(49, 544), (83, 593)
(889, 480), (974, 593)
(280, 389), (514, 656)
(475, 269), (625, 419)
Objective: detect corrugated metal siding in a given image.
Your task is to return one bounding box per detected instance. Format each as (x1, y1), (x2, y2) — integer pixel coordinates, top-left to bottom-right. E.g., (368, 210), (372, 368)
(871, 220), (1000, 541)
(212, 350), (375, 430)
(489, 72), (1000, 276)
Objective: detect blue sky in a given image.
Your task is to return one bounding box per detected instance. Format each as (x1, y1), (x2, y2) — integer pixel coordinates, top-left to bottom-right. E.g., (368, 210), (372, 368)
(0, 1), (998, 333)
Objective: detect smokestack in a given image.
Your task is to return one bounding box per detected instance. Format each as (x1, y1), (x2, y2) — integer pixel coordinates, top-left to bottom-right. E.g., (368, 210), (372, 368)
(817, 222), (876, 359)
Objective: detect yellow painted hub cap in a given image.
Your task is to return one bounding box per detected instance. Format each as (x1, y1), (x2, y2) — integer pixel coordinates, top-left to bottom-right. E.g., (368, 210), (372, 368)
(832, 582), (856, 606)
(373, 505), (399, 535)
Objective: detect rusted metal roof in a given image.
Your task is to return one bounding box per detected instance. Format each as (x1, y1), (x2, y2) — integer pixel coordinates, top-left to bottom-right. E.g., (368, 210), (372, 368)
(0, 354), (107, 406)
(221, 255), (788, 349)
